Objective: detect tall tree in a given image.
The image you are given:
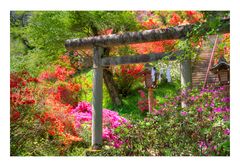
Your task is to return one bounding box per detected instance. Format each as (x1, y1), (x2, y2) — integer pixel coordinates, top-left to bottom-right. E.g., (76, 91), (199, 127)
(21, 11), (139, 105)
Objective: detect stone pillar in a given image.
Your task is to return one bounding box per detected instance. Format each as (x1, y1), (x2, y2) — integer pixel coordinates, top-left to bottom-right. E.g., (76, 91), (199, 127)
(92, 46), (104, 149)
(180, 59), (192, 108)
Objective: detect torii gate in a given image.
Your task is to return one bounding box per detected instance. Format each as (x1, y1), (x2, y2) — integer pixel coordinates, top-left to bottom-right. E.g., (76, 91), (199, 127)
(65, 18), (229, 149)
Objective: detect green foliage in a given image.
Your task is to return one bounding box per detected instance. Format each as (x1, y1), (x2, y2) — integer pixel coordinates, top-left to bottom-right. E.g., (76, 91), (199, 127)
(10, 11), (139, 75)
(68, 11), (139, 35)
(24, 11), (138, 56)
(10, 11), (34, 73)
(24, 11), (74, 57)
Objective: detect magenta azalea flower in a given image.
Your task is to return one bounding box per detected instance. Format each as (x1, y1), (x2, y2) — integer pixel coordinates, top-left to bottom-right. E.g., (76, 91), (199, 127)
(221, 97), (230, 103)
(180, 111), (187, 116)
(197, 107), (203, 113)
(213, 107), (222, 113)
(224, 128), (230, 135)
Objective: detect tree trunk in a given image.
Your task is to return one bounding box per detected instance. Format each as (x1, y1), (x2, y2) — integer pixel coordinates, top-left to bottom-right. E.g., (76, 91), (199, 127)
(103, 68), (122, 106)
(101, 48), (122, 106)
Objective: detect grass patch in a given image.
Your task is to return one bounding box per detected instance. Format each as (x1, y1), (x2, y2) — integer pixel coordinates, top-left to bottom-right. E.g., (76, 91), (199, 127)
(154, 81), (181, 104)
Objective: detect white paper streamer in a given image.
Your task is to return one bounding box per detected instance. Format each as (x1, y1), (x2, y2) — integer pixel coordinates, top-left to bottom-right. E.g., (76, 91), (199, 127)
(166, 65), (171, 82)
(151, 67), (156, 82)
(159, 68), (164, 81)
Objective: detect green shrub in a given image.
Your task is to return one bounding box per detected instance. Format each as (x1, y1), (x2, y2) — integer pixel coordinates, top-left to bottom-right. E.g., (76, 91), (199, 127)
(86, 84), (230, 156)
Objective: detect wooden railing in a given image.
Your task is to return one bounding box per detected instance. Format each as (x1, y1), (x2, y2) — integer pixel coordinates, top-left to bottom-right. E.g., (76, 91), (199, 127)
(203, 35), (218, 88)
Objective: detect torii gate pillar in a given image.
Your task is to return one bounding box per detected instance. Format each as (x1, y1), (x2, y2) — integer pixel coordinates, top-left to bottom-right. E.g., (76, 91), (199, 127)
(180, 59), (192, 107)
(92, 46), (104, 149)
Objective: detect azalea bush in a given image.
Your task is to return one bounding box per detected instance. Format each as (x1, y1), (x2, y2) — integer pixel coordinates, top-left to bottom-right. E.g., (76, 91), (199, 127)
(113, 64), (144, 97)
(152, 84), (230, 156)
(10, 56), (130, 155)
(10, 71), (52, 155)
(88, 84), (230, 156)
(71, 101), (130, 148)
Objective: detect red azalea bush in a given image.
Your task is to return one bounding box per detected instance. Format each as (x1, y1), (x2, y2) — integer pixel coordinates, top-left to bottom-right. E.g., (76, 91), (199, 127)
(10, 60), (131, 155)
(35, 65), (87, 151)
(113, 64), (144, 97)
(130, 17), (176, 54)
(10, 71), (38, 122)
(131, 11), (204, 56)
(10, 64), (85, 155)
(10, 71), (45, 155)
(39, 65), (75, 82)
(49, 82), (81, 106)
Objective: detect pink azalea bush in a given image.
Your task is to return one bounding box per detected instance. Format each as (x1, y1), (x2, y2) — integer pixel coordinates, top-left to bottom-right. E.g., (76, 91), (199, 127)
(153, 84), (230, 155)
(71, 101), (130, 148)
(94, 84), (230, 156)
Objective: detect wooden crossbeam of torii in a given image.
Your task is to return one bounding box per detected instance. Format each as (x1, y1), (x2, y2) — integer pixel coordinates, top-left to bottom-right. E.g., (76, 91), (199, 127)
(65, 18), (229, 50)
(101, 51), (180, 66)
(65, 17), (230, 150)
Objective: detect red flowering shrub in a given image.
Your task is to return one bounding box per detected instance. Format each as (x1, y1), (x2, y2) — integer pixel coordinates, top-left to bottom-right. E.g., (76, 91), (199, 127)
(10, 72), (38, 122)
(169, 11), (203, 26)
(37, 96), (83, 146)
(131, 16), (176, 54)
(130, 40), (176, 55)
(142, 18), (159, 29)
(10, 71), (44, 155)
(35, 64), (84, 148)
(50, 83), (81, 106)
(113, 64), (144, 96)
(39, 65), (75, 82)
(10, 64), (84, 155)
(185, 11), (203, 24)
(169, 13), (183, 26)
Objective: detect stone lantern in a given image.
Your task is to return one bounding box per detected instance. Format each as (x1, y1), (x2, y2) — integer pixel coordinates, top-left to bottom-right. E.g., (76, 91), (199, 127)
(143, 64), (158, 89)
(210, 56), (230, 85)
(143, 63), (158, 113)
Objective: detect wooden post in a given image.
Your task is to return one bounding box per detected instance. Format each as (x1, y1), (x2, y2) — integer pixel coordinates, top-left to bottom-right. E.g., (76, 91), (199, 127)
(148, 88), (154, 113)
(180, 59), (192, 108)
(92, 46), (104, 149)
